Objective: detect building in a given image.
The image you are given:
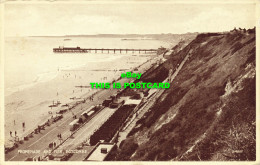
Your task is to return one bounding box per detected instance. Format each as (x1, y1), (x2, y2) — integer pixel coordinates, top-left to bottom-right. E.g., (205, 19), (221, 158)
(85, 142), (116, 161)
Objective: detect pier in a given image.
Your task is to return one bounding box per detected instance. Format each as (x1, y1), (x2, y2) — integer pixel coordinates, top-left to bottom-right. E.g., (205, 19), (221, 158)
(53, 46), (158, 54)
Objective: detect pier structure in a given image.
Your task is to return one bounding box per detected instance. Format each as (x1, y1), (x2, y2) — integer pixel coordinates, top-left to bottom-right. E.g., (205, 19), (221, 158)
(53, 46), (88, 53)
(53, 47), (158, 54)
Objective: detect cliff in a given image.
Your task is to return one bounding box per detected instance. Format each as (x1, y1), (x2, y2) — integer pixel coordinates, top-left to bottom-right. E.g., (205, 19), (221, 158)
(108, 28), (256, 161)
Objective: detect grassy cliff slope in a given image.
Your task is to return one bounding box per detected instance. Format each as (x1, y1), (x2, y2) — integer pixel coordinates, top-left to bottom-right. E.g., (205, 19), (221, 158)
(109, 29), (256, 161)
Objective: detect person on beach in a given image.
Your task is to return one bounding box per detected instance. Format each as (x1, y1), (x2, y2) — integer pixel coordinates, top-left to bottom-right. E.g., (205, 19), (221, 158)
(10, 131), (12, 137)
(15, 131), (17, 137)
(58, 134), (62, 143)
(14, 120), (15, 125)
(38, 125), (41, 133)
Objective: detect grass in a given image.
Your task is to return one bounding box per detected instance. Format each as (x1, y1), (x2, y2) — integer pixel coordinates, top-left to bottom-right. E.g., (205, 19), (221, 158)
(186, 77), (256, 161)
(110, 30), (256, 161)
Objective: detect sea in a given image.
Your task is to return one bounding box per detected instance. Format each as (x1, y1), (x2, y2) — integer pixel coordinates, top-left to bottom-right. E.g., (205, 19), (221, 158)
(5, 36), (172, 96)
(4, 36), (173, 142)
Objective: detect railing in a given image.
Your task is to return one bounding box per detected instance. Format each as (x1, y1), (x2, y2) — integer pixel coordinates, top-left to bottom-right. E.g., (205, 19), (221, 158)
(53, 47), (158, 54)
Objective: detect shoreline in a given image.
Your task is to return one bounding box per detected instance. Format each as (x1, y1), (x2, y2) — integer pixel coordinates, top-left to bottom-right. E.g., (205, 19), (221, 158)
(4, 53), (127, 97)
(4, 53), (155, 145)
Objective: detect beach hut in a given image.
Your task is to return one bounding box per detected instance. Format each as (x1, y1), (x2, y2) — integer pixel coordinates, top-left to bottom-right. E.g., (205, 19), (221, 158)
(69, 119), (79, 131)
(87, 110), (95, 117)
(79, 106), (95, 122)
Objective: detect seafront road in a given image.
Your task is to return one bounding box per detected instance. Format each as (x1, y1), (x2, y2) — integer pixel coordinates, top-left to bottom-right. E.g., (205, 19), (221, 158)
(5, 56), (160, 161)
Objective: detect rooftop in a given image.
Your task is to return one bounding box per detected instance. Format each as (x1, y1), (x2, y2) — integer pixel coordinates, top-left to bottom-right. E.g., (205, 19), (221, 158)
(87, 143), (115, 161)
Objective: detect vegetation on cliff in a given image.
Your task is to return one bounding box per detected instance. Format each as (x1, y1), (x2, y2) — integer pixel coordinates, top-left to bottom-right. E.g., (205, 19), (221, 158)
(108, 28), (256, 161)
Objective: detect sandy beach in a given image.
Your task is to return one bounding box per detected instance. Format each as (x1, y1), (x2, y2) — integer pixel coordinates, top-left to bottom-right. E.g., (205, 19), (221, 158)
(4, 35), (170, 147)
(4, 53), (154, 145)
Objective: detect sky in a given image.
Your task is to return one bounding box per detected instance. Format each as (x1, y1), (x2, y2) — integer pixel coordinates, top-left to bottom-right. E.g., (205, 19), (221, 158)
(4, 1), (256, 36)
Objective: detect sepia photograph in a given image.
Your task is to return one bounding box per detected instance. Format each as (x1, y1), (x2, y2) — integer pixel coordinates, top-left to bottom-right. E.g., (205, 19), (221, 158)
(0, 0), (258, 163)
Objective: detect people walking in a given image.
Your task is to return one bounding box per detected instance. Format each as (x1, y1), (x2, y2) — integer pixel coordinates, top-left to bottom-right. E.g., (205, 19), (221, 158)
(22, 122), (25, 132)
(38, 125), (41, 133)
(15, 131), (17, 137)
(57, 133), (62, 139)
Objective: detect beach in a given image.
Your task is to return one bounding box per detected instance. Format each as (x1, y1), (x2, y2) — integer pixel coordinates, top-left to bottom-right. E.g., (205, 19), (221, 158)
(4, 36), (170, 145)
